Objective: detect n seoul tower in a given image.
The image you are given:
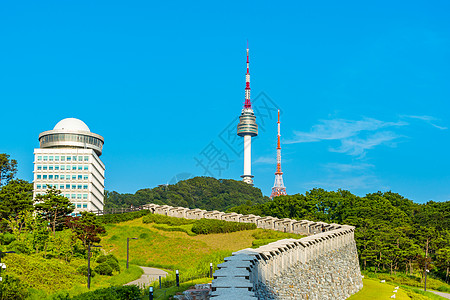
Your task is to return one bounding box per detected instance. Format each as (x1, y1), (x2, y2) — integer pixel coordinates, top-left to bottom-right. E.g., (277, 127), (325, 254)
(237, 45), (258, 185)
(270, 110), (287, 198)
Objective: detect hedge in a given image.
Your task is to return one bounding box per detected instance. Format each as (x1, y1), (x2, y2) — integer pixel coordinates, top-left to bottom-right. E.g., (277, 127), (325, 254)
(191, 219), (256, 234)
(97, 210), (150, 224)
(70, 285), (141, 300)
(142, 214), (195, 226)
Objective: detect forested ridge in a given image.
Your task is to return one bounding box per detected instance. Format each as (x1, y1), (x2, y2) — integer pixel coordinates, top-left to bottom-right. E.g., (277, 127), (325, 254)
(104, 176), (270, 211)
(229, 189), (450, 282)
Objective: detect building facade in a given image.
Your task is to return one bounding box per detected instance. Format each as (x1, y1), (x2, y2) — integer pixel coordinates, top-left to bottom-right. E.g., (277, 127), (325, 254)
(33, 118), (105, 213)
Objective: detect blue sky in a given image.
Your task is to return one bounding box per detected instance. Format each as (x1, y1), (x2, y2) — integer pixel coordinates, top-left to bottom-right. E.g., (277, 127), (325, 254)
(1, 1), (449, 203)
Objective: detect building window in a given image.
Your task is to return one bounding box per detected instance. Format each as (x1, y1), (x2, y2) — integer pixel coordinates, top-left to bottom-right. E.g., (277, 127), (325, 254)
(43, 184), (47, 189)
(77, 194), (81, 199)
(72, 166), (76, 170)
(37, 166), (42, 170)
(37, 175), (41, 179)
(83, 185), (88, 189)
(78, 165), (82, 170)
(60, 185), (64, 189)
(49, 156), (53, 161)
(37, 184), (41, 189)
(37, 156), (42, 161)
(84, 156), (89, 161)
(55, 166), (59, 170)
(43, 175), (47, 179)
(49, 175), (53, 180)
(67, 156), (71, 161)
(61, 156), (65, 161)
(55, 175), (59, 179)
(83, 175), (88, 180)
(66, 184), (70, 189)
(73, 156), (77, 161)
(78, 156), (83, 161)
(82, 204), (87, 208)
(55, 156), (59, 161)
(77, 204), (81, 208)
(71, 194), (76, 199)
(49, 166), (53, 170)
(78, 175), (82, 180)
(43, 166), (48, 170)
(72, 185), (76, 189)
(83, 194), (88, 199)
(84, 165), (88, 170)
(61, 165), (65, 170)
(77, 185), (82, 189)
(43, 156), (48, 161)
(72, 175), (76, 180)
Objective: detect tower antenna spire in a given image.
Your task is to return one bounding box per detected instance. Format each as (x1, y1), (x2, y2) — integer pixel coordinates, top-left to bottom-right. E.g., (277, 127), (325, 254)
(244, 42), (251, 109)
(270, 110), (287, 199)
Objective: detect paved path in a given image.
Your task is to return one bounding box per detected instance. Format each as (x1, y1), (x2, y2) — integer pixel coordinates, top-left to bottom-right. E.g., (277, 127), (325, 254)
(125, 266), (168, 287)
(430, 290), (450, 299)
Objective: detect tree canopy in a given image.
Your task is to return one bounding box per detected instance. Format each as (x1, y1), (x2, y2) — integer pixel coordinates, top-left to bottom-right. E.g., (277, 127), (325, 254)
(104, 176), (270, 211)
(0, 153), (17, 186)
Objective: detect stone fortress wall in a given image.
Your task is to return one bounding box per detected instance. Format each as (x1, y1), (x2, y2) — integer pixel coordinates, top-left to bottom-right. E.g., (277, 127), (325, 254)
(142, 203), (363, 300)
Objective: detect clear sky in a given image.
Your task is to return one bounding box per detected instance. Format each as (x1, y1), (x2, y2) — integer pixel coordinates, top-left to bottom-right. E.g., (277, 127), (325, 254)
(1, 1), (449, 203)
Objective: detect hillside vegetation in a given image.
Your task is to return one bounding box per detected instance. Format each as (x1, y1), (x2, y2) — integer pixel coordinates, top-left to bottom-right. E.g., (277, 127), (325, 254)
(230, 189), (450, 284)
(104, 176), (270, 211)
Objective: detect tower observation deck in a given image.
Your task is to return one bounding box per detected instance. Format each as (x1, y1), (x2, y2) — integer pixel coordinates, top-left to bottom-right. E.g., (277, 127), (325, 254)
(237, 46), (258, 185)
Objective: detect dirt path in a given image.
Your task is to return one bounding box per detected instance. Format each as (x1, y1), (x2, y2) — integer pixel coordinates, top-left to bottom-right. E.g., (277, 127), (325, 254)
(125, 266), (168, 287)
(429, 290), (450, 299)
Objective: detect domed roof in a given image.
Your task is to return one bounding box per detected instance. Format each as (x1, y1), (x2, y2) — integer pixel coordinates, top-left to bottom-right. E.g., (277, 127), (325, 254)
(53, 118), (91, 132)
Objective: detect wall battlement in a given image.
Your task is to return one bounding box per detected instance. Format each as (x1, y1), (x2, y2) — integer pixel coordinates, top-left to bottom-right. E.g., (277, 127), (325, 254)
(142, 203), (363, 299)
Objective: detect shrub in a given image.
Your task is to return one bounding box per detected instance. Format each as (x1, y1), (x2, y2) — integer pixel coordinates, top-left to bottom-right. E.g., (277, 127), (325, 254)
(0, 275), (29, 300)
(142, 214), (195, 226)
(94, 263), (113, 276)
(191, 219), (256, 234)
(71, 285), (141, 300)
(105, 254), (118, 263)
(96, 254), (107, 264)
(97, 210), (150, 224)
(76, 265), (95, 278)
(106, 258), (120, 273)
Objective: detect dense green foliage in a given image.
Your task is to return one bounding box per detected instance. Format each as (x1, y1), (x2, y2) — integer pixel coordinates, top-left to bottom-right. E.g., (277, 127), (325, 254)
(0, 275), (29, 300)
(68, 285), (141, 300)
(191, 218), (256, 234)
(0, 154), (17, 187)
(229, 189), (450, 282)
(142, 214), (195, 226)
(104, 177), (269, 211)
(97, 210), (150, 224)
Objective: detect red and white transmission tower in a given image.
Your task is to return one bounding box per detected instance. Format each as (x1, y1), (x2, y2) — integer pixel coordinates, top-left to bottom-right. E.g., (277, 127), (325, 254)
(270, 110), (287, 199)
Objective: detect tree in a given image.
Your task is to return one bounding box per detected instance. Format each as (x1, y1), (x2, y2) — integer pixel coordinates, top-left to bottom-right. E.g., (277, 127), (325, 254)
(436, 248), (450, 283)
(0, 154), (17, 187)
(34, 187), (74, 235)
(0, 179), (34, 224)
(65, 211), (105, 250)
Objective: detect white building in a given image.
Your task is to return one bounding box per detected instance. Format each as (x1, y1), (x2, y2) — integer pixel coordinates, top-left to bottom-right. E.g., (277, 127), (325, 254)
(33, 118), (105, 214)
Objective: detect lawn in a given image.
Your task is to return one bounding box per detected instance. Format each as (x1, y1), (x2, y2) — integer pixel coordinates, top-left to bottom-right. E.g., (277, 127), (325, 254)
(349, 278), (410, 300)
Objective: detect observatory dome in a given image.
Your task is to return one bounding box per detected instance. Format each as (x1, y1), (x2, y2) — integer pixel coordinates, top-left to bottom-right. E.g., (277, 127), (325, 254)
(53, 118), (90, 132)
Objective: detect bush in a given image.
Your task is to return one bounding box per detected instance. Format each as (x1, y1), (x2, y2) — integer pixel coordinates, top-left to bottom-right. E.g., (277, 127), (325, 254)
(94, 263), (113, 276)
(96, 254), (107, 264)
(71, 285), (141, 300)
(142, 214), (195, 226)
(191, 219), (256, 234)
(105, 254), (118, 263)
(97, 210), (150, 224)
(106, 258), (120, 273)
(76, 265), (95, 278)
(0, 275), (29, 300)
